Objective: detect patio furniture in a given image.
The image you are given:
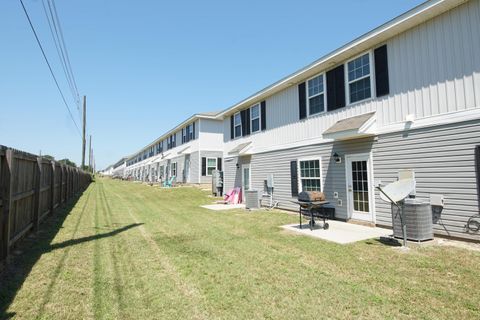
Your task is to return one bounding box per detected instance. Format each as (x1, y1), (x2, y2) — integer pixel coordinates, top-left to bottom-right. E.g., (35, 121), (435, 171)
(163, 175), (176, 188)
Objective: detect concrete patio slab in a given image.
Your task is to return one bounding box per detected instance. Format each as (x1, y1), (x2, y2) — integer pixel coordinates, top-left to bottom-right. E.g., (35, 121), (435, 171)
(201, 203), (246, 211)
(281, 220), (392, 244)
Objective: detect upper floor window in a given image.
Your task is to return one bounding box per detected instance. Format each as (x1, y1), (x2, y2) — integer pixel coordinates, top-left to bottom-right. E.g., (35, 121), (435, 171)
(188, 123), (194, 140)
(250, 104), (260, 133)
(234, 112), (242, 138)
(347, 53), (372, 104)
(307, 74), (325, 115)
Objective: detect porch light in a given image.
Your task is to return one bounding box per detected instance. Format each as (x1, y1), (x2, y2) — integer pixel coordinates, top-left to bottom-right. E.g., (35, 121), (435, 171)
(333, 153), (342, 164)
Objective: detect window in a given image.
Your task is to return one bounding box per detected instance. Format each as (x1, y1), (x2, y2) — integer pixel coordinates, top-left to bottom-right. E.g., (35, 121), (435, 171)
(182, 128), (186, 143)
(171, 162), (177, 177)
(250, 104), (260, 133)
(298, 159), (322, 192)
(307, 74), (325, 115)
(347, 53), (372, 104)
(159, 165), (164, 179)
(234, 112), (242, 138)
(188, 124), (194, 140)
(207, 157), (217, 176)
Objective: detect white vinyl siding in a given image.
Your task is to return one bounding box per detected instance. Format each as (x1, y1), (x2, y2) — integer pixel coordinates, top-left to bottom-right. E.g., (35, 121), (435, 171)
(307, 74), (325, 115)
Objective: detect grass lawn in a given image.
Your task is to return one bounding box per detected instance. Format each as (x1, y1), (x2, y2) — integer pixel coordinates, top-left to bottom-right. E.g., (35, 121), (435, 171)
(1, 178), (479, 319)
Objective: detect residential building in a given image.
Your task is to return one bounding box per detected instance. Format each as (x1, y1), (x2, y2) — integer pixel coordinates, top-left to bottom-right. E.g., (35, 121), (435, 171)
(124, 112), (223, 186)
(218, 0), (480, 241)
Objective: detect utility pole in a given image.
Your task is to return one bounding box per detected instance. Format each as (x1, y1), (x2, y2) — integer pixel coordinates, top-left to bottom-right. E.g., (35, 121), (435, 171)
(81, 96), (86, 169)
(88, 134), (92, 171)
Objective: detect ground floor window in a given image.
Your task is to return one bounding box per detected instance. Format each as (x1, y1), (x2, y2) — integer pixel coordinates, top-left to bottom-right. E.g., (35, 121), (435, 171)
(207, 157), (217, 176)
(298, 158), (322, 192)
(159, 165), (164, 179)
(171, 162), (177, 177)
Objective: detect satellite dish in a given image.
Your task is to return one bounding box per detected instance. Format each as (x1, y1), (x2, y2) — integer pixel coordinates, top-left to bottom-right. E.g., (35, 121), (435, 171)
(379, 178), (415, 203)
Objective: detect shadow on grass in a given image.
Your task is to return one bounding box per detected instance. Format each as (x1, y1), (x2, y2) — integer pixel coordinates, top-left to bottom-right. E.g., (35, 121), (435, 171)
(0, 187), (142, 320)
(48, 223), (142, 252)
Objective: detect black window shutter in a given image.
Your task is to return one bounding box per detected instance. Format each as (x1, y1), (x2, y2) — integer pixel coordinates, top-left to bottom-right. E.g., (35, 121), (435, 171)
(201, 157), (206, 176)
(245, 109), (251, 135)
(326, 64), (346, 111)
(192, 122), (196, 140)
(374, 44), (390, 97)
(290, 161), (299, 197)
(260, 100), (266, 130)
(230, 115), (234, 139)
(217, 158), (222, 171)
(298, 82), (307, 120)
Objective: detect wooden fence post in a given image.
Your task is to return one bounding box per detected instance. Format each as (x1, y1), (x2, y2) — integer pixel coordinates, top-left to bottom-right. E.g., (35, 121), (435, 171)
(60, 165), (64, 205)
(50, 161), (55, 215)
(33, 157), (42, 232)
(2, 149), (14, 258)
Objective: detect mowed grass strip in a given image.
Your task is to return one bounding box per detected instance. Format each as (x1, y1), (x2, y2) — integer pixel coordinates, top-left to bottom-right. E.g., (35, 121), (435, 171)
(1, 178), (480, 320)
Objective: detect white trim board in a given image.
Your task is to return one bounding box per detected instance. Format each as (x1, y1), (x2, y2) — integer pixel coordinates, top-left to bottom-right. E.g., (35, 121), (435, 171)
(240, 107), (480, 156)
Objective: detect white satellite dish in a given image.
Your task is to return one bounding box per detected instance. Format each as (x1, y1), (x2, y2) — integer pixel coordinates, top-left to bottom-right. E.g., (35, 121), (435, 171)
(378, 178), (415, 203)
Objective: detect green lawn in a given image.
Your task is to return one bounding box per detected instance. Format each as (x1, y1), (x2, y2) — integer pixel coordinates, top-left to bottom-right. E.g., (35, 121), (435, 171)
(1, 178), (479, 319)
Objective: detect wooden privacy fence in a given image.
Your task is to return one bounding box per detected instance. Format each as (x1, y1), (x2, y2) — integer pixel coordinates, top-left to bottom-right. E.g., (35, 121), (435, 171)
(0, 146), (91, 266)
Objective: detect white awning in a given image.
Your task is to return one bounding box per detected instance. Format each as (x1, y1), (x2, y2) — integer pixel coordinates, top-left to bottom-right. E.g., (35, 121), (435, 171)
(322, 112), (376, 140)
(178, 145), (191, 155)
(228, 142), (252, 155)
(153, 152), (173, 163)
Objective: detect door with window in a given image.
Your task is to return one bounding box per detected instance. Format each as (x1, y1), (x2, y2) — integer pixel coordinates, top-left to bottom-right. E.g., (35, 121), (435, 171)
(242, 164), (251, 200)
(346, 153), (374, 222)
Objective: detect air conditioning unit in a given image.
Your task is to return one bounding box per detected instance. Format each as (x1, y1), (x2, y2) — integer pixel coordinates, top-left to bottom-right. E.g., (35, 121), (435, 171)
(211, 170), (223, 196)
(245, 190), (260, 209)
(392, 199), (433, 242)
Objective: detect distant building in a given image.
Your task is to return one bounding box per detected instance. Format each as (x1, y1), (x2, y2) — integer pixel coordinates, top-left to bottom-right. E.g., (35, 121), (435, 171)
(124, 112), (223, 186)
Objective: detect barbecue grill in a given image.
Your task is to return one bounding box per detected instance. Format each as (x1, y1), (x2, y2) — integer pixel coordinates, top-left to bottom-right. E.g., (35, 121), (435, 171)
(292, 191), (330, 230)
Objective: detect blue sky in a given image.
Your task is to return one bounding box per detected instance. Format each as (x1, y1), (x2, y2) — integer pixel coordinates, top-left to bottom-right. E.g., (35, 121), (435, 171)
(1, 0), (424, 169)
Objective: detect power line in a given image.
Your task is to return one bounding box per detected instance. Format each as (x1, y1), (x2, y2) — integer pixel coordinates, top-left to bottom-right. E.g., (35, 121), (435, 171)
(19, 0), (82, 137)
(51, 0), (81, 106)
(41, 0), (78, 110)
(41, 0), (81, 118)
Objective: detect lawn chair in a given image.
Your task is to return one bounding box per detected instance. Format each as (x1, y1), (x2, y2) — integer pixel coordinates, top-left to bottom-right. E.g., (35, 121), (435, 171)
(163, 175), (176, 188)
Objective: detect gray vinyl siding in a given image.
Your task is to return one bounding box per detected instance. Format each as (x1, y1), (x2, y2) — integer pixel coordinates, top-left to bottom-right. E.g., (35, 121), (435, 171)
(190, 151), (200, 184)
(199, 151), (223, 184)
(250, 138), (375, 219)
(223, 157), (238, 192)
(171, 155), (185, 183)
(223, 156), (250, 193)
(248, 119), (480, 241)
(373, 119), (480, 241)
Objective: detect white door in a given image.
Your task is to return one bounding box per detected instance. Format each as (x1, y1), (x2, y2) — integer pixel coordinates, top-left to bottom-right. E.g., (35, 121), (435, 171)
(242, 164), (251, 200)
(346, 153), (374, 222)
